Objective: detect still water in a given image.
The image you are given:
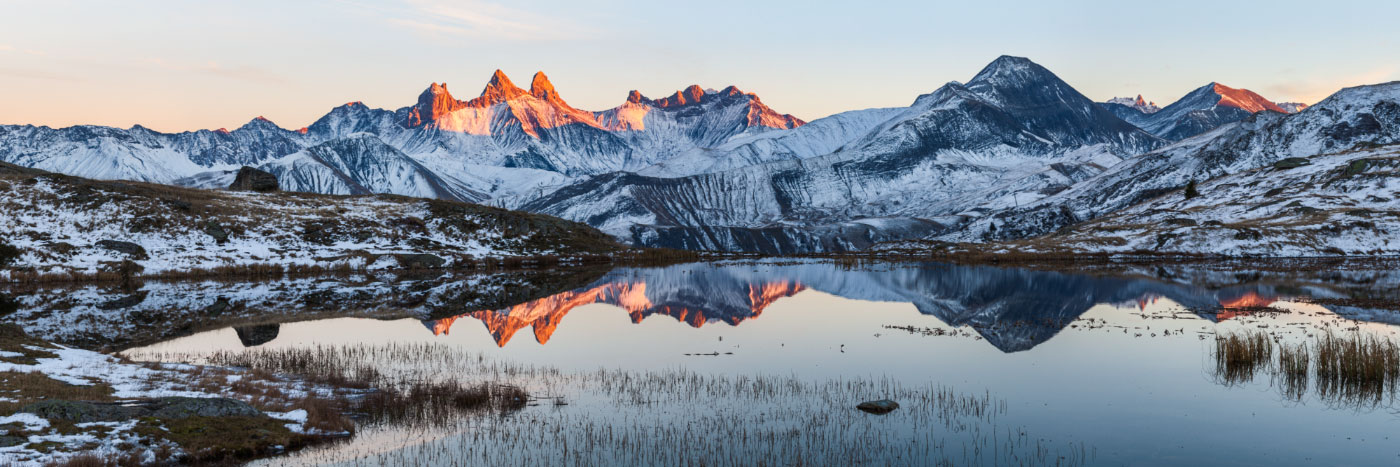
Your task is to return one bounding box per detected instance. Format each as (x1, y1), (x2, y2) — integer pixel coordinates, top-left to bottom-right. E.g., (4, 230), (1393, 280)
(11, 260), (1400, 465)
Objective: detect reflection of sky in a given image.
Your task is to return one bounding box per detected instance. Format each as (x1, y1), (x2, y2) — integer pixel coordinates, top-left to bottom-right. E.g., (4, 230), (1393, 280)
(133, 289), (1400, 465)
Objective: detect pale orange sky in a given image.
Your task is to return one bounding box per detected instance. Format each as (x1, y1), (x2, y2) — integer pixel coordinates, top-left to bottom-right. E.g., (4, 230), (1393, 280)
(1, 0), (1395, 133)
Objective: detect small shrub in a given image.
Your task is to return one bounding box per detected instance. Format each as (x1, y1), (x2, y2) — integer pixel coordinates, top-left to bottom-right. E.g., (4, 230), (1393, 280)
(0, 240), (18, 268)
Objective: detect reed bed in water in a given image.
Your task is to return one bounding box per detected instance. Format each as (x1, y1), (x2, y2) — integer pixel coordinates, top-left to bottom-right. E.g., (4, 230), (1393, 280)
(138, 343), (1094, 467)
(1211, 330), (1400, 409)
(1213, 330), (1274, 385)
(1314, 331), (1400, 407)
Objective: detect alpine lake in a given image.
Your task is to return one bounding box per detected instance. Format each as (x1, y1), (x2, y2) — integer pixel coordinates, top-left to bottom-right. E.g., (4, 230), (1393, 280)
(7, 258), (1400, 466)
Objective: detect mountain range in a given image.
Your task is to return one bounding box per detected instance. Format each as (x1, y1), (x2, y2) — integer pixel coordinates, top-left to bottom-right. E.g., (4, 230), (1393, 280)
(2, 56), (1395, 255)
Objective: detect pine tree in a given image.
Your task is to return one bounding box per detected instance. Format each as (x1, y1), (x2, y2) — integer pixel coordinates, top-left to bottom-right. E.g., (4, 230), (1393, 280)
(1184, 179), (1199, 199)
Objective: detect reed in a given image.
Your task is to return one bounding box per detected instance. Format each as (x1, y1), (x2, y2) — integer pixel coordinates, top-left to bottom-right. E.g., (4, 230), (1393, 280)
(136, 342), (1093, 466)
(1314, 331), (1400, 407)
(1275, 341), (1310, 401)
(1213, 330), (1274, 385)
(1211, 330), (1400, 409)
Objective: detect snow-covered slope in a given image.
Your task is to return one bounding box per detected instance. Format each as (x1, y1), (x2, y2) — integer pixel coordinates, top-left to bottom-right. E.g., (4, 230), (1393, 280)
(1132, 83), (1290, 141)
(1016, 144), (1400, 256)
(0, 162), (620, 277)
(633, 106), (903, 177)
(952, 80), (1400, 244)
(263, 134), (486, 201)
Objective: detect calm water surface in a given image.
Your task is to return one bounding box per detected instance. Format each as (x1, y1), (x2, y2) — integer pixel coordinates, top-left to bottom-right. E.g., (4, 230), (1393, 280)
(12, 260), (1400, 465)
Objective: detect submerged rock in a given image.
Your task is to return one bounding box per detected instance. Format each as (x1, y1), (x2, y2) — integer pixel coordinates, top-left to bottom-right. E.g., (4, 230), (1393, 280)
(856, 399), (900, 414)
(228, 166), (279, 192)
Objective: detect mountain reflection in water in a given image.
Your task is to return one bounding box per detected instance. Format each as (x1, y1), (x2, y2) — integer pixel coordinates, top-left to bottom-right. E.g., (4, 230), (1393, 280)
(419, 261), (1396, 352)
(7, 260), (1400, 354)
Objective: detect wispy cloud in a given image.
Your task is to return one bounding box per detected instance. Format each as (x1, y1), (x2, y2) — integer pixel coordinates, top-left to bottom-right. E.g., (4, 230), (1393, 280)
(349, 0), (590, 41)
(142, 58), (292, 86)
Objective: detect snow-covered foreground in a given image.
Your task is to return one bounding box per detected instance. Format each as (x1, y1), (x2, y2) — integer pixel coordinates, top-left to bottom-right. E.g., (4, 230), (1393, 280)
(0, 165), (620, 279)
(0, 335), (333, 465)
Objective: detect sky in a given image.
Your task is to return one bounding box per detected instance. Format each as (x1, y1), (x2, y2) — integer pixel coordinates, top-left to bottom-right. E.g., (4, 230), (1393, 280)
(1, 0), (1397, 132)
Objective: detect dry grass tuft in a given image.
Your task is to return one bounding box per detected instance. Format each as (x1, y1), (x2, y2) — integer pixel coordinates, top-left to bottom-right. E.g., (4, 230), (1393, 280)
(1213, 330), (1274, 385)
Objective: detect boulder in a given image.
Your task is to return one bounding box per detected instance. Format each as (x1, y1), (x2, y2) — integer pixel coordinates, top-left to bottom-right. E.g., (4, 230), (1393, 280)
(18, 400), (142, 423)
(95, 240), (148, 260)
(394, 253), (447, 269)
(19, 397), (265, 423)
(149, 397), (264, 419)
(204, 296), (232, 316)
(228, 166), (279, 192)
(856, 399), (900, 414)
(1273, 157), (1311, 170)
(203, 221), (229, 244)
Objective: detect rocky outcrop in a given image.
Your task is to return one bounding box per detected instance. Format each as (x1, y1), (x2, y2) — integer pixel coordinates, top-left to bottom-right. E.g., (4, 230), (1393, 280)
(228, 166), (279, 192)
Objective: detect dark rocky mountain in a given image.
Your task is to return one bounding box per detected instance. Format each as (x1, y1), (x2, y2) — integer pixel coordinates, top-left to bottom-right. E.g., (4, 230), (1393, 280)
(510, 56), (1165, 253)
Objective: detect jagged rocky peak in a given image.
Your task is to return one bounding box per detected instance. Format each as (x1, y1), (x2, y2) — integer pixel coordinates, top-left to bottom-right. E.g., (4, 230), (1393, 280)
(625, 90), (650, 105)
(530, 71), (561, 102)
(1204, 82), (1286, 113)
(1105, 95), (1161, 113)
(654, 85), (708, 108)
(403, 82), (468, 128)
(1276, 102), (1310, 113)
(473, 69), (530, 106)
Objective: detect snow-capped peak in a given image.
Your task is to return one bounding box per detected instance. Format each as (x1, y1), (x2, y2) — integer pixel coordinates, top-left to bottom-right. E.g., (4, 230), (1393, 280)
(1276, 102), (1310, 113)
(1207, 82), (1286, 113)
(237, 116), (283, 131)
(1105, 95), (1161, 114)
(966, 55), (1047, 90)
